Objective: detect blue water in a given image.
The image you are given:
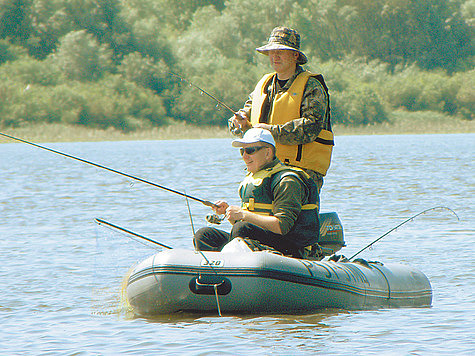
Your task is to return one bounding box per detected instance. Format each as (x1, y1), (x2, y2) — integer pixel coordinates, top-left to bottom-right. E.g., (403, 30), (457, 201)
(0, 133), (473, 355)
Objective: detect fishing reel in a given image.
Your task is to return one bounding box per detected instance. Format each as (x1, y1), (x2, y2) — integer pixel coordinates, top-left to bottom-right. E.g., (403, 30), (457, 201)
(228, 117), (243, 136)
(205, 214), (225, 225)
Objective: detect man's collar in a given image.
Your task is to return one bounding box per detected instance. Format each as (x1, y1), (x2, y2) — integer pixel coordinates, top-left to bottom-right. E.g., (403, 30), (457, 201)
(259, 158), (281, 172)
(288, 66), (304, 82)
(274, 66), (304, 90)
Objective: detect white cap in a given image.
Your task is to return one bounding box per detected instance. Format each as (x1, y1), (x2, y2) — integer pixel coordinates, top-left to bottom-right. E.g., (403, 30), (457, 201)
(231, 128), (275, 147)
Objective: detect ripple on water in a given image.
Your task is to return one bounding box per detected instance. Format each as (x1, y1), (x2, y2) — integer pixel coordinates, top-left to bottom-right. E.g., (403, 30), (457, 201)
(0, 135), (473, 355)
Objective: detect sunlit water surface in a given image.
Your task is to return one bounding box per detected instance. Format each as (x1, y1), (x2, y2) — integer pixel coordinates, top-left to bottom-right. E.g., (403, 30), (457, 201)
(0, 134), (473, 355)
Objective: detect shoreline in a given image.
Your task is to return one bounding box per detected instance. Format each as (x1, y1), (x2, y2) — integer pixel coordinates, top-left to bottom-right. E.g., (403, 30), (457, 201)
(0, 113), (473, 144)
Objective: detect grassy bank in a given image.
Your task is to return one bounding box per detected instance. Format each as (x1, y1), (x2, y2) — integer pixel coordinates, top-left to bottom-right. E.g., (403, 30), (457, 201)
(0, 111), (473, 143)
(0, 122), (230, 143)
(334, 110), (474, 136)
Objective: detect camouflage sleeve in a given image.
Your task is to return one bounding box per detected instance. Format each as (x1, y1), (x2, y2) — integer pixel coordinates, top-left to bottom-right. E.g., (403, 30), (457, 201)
(228, 94), (253, 138)
(272, 175), (306, 235)
(269, 76), (329, 145)
(240, 95), (253, 118)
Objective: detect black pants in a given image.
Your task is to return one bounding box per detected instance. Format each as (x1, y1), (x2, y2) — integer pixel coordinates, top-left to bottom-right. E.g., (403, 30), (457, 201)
(193, 221), (301, 256)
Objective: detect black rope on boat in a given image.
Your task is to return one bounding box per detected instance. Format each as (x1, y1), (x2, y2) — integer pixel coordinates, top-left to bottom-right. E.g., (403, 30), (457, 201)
(214, 284), (222, 317)
(348, 206), (459, 261)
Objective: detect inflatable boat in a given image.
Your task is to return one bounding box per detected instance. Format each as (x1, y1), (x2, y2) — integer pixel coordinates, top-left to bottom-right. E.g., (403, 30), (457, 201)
(124, 213), (432, 317)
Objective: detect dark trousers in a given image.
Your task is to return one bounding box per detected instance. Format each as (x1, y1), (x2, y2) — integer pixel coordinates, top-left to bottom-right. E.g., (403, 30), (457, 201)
(193, 221), (301, 256)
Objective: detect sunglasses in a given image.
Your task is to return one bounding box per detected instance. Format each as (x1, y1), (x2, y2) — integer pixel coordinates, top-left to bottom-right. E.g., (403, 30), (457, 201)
(240, 146), (266, 156)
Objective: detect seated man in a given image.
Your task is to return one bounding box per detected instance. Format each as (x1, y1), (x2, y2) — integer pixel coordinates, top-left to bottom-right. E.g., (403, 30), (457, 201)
(194, 128), (320, 258)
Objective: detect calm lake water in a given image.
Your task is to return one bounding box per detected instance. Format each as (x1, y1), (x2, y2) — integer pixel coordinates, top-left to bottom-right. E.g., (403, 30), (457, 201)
(0, 133), (473, 355)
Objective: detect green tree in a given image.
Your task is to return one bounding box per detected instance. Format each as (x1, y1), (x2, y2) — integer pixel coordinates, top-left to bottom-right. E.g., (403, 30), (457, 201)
(144, 0), (225, 33)
(64, 0), (135, 62)
(0, 39), (25, 63)
(0, 0), (32, 43)
(51, 30), (113, 81)
(26, 0), (72, 59)
(118, 52), (171, 94)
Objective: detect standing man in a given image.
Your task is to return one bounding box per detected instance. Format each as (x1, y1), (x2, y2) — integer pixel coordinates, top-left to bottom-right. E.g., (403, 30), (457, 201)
(194, 128), (320, 258)
(229, 26), (333, 192)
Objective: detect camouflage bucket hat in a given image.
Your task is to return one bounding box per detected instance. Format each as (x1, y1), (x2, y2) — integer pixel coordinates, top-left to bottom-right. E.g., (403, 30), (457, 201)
(256, 26), (308, 65)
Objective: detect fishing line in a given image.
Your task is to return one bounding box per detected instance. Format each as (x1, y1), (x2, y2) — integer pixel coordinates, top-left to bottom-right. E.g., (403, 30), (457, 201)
(185, 194), (219, 276)
(184, 190), (196, 236)
(185, 191), (223, 316)
(169, 72), (236, 114)
(169, 72), (248, 135)
(0, 132), (217, 208)
(349, 206), (459, 260)
(92, 221), (150, 316)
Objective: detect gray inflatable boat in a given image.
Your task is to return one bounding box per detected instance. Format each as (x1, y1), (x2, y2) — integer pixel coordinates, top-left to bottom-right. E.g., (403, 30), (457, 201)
(125, 237), (432, 317)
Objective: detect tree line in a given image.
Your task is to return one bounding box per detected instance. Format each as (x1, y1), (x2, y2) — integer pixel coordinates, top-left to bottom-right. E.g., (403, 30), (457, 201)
(0, 0), (473, 131)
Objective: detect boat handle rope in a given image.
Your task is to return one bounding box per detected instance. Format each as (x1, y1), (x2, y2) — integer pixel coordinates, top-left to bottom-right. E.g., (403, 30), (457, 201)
(214, 284), (222, 317)
(194, 278), (224, 316)
(348, 206), (459, 260)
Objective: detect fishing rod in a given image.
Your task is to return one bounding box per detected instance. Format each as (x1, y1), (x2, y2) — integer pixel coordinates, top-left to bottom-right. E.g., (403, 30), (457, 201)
(95, 218), (172, 249)
(349, 206), (459, 260)
(169, 72), (246, 136)
(169, 72), (236, 115)
(0, 132), (217, 208)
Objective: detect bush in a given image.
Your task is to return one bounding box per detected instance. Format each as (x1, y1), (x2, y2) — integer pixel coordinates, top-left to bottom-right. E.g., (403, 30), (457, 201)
(51, 30), (114, 82)
(49, 85), (88, 124)
(118, 52), (171, 94)
(0, 73), (169, 131)
(0, 56), (61, 86)
(67, 75), (169, 130)
(0, 84), (61, 125)
(331, 85), (388, 126)
(0, 39), (22, 64)
(169, 58), (260, 126)
(454, 71), (475, 120)
(381, 66), (474, 119)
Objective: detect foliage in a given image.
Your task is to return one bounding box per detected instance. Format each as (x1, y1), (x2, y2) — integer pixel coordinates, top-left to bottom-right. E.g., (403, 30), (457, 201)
(0, 0), (473, 131)
(292, 0), (474, 72)
(0, 70), (168, 130)
(331, 86), (388, 126)
(51, 30), (113, 81)
(0, 39), (26, 64)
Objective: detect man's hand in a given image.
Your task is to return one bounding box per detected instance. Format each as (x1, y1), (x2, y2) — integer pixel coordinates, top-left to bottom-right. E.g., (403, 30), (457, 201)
(225, 205), (282, 234)
(225, 205), (245, 224)
(212, 201), (229, 215)
(231, 111), (252, 132)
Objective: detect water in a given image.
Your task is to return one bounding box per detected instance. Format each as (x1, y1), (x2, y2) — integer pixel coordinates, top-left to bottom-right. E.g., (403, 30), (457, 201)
(0, 134), (473, 355)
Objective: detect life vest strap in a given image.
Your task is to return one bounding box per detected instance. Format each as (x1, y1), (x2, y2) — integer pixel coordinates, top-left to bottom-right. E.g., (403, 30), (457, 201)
(242, 202), (317, 212)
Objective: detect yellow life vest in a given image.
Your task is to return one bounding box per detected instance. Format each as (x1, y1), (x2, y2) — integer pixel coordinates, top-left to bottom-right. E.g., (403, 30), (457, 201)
(250, 71), (334, 176)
